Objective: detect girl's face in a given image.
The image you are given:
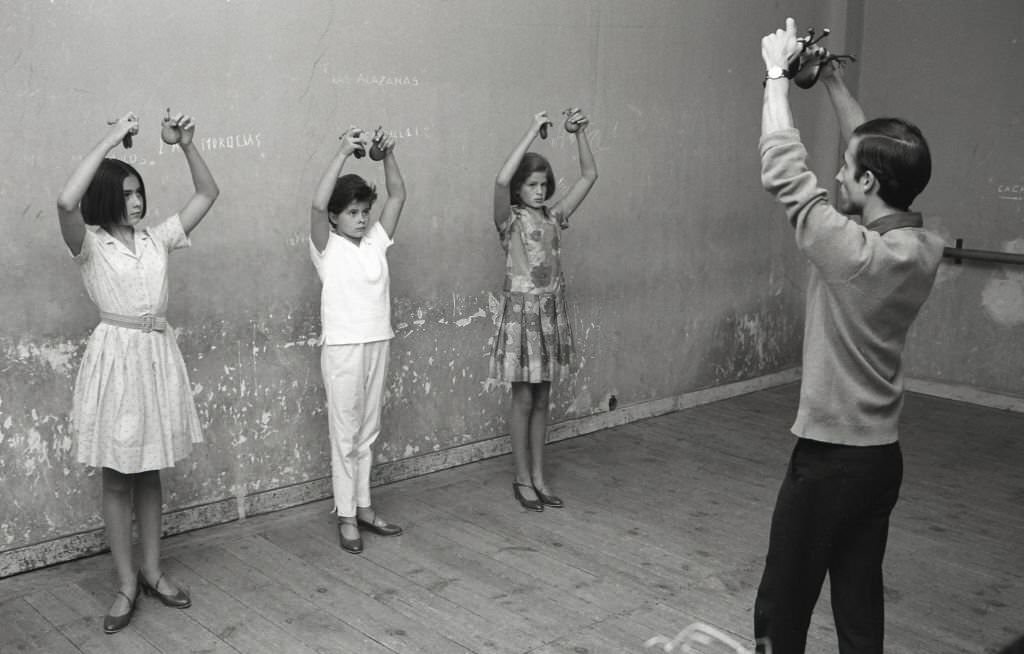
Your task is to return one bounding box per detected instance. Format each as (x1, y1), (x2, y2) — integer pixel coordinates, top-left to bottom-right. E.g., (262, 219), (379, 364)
(121, 175), (145, 225)
(332, 200), (372, 241)
(517, 172), (549, 209)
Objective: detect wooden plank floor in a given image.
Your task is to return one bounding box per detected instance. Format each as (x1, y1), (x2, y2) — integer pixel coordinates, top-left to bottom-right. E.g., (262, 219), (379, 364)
(1, 383), (1022, 653)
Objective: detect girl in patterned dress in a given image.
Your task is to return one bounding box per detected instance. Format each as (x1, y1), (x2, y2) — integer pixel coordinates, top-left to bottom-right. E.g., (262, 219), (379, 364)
(57, 111), (219, 633)
(490, 109), (598, 511)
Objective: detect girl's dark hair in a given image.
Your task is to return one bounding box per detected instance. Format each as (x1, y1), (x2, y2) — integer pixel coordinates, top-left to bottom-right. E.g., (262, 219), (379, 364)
(81, 159), (147, 226)
(851, 118), (931, 211)
(509, 152), (555, 205)
(328, 174), (377, 215)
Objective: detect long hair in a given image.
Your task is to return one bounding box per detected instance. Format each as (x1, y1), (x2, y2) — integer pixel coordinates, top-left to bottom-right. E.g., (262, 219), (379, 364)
(509, 152), (556, 206)
(81, 159), (147, 226)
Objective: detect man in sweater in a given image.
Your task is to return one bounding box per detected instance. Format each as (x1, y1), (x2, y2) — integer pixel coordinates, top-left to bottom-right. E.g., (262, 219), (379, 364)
(754, 18), (945, 654)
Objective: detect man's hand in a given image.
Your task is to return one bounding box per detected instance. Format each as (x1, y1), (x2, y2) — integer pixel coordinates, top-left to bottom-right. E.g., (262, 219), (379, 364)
(762, 17), (802, 71)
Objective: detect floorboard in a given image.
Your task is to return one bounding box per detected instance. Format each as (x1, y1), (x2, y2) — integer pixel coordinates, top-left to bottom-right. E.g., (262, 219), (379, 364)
(0, 384), (1021, 653)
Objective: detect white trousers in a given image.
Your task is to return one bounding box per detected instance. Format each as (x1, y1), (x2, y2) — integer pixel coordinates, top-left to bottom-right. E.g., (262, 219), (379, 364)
(321, 340), (390, 517)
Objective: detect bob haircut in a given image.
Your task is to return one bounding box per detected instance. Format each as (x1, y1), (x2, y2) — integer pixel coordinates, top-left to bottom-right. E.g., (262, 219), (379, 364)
(509, 152), (556, 206)
(81, 159), (147, 227)
(851, 118), (931, 211)
(328, 174), (378, 215)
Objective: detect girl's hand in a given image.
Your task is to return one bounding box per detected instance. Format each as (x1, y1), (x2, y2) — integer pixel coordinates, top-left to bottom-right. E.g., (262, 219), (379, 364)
(375, 130), (397, 155)
(166, 112), (197, 146)
(563, 107), (590, 133)
(106, 112), (139, 148)
(531, 111), (552, 137)
(339, 126), (368, 157)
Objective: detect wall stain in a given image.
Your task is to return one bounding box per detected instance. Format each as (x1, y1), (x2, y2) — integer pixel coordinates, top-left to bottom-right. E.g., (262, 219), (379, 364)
(2, 288), (802, 556)
(980, 238), (1024, 327)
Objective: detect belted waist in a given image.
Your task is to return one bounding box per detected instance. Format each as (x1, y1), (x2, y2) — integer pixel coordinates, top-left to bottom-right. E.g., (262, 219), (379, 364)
(99, 312), (168, 333)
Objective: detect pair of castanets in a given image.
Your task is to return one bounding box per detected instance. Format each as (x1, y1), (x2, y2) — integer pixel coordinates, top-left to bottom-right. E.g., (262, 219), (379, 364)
(107, 108), (188, 148)
(538, 107), (586, 139)
(784, 27), (857, 89)
(342, 125), (388, 161)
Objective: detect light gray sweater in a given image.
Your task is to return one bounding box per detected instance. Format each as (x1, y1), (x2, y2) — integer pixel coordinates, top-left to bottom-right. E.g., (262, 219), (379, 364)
(761, 128), (945, 446)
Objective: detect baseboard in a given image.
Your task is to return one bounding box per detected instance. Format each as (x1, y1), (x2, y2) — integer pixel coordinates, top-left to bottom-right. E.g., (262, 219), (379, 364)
(0, 367), (801, 578)
(907, 378), (1024, 414)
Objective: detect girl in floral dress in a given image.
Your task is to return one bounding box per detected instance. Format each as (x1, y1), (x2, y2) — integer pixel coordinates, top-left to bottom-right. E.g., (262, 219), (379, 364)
(489, 109), (598, 511)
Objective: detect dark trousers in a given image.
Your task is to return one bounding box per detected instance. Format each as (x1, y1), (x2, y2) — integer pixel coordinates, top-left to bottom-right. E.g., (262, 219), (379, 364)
(754, 438), (903, 654)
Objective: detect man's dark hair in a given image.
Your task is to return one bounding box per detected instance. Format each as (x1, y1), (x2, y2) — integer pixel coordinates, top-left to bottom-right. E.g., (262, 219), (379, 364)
(852, 118), (931, 211)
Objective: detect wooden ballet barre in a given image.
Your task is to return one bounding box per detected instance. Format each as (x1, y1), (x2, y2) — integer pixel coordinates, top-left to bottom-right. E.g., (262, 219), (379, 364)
(943, 239), (1024, 265)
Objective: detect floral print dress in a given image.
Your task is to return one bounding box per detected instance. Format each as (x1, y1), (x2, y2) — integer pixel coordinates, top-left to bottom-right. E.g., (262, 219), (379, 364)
(488, 205), (575, 383)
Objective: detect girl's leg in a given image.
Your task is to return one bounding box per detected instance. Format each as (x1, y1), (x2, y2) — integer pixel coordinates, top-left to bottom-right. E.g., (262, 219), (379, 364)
(510, 382), (538, 502)
(134, 470), (185, 596)
(354, 341), (388, 520)
(322, 345), (363, 520)
(528, 382), (552, 491)
(135, 470), (162, 581)
(354, 341), (401, 535)
(101, 468), (137, 615)
(322, 344), (365, 548)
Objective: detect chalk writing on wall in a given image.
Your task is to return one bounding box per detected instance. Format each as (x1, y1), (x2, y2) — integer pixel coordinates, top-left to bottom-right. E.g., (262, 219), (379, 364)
(996, 183), (1024, 201)
(317, 63), (422, 88)
(159, 133), (263, 155)
(331, 73), (422, 87)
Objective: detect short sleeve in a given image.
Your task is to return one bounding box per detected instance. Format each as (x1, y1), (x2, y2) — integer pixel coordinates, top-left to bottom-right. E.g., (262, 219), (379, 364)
(366, 222), (393, 252)
(148, 214), (191, 252)
(496, 207), (520, 251)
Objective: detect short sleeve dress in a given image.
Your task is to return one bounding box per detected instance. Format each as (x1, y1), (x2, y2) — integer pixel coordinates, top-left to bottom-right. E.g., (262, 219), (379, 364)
(71, 215), (203, 473)
(487, 205), (575, 383)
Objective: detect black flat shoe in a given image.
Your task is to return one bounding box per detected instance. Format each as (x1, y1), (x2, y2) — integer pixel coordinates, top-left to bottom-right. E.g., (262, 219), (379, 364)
(103, 586), (139, 634)
(138, 571), (191, 609)
(533, 487), (564, 508)
(513, 482), (543, 511)
(357, 515), (403, 537)
(338, 521), (363, 554)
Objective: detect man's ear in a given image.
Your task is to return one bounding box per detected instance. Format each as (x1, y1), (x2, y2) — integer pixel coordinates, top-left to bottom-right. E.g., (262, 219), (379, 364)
(860, 169), (879, 194)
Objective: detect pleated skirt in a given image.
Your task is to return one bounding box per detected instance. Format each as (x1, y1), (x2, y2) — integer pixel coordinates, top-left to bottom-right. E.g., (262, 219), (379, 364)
(72, 323), (202, 473)
(488, 290), (575, 383)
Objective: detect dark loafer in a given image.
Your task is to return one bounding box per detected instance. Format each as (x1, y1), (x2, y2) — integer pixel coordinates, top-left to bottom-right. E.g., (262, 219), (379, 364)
(357, 515), (403, 537)
(103, 586), (139, 634)
(138, 571), (191, 609)
(338, 522), (364, 553)
(534, 487), (564, 508)
(513, 482), (543, 511)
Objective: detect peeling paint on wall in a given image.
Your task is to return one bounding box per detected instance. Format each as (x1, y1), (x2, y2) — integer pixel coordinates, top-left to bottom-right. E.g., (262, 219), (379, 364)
(980, 239), (1024, 327)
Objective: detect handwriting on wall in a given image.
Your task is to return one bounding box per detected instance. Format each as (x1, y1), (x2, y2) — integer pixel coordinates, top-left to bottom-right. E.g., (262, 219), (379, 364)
(160, 133), (263, 155)
(330, 73), (421, 88)
(317, 62), (422, 88)
(996, 183), (1024, 201)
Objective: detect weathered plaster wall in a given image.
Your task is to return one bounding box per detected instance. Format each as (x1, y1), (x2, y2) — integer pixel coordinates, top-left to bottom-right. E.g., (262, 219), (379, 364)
(0, 0), (837, 570)
(857, 1), (1024, 397)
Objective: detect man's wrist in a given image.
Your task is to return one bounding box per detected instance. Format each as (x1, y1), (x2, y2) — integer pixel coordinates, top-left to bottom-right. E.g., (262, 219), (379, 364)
(763, 65), (790, 87)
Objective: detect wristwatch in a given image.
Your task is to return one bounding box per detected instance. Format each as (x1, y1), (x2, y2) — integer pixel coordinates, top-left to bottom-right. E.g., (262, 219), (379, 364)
(765, 66), (788, 81)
